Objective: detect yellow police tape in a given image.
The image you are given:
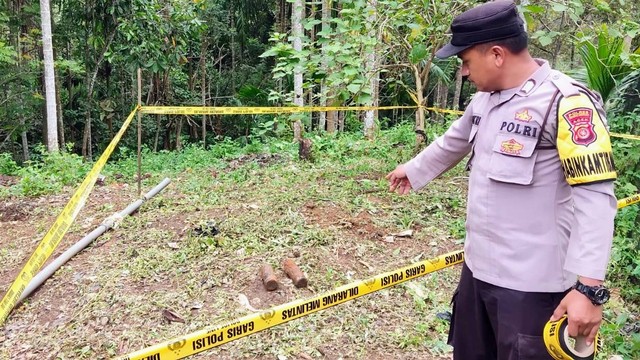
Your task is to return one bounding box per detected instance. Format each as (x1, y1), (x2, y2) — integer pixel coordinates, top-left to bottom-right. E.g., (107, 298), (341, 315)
(610, 132), (640, 141)
(139, 105), (640, 140)
(140, 105), (418, 115)
(544, 316), (600, 360)
(138, 105), (463, 116)
(424, 106), (463, 115)
(113, 250), (465, 360)
(137, 105), (640, 140)
(0, 108), (139, 326)
(617, 193), (640, 209)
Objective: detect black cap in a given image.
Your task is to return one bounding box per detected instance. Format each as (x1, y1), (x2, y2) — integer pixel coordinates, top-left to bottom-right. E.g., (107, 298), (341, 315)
(435, 0), (525, 59)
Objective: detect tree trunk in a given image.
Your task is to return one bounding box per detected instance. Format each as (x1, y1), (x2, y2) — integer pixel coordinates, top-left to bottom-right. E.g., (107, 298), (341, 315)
(55, 71), (64, 150)
(318, 0), (330, 132)
(164, 120), (172, 150)
(440, 81), (449, 115)
(40, 0), (58, 152)
(200, 38), (208, 146)
(81, 0), (92, 159)
(414, 51), (436, 146)
(307, 2), (316, 129)
(154, 114), (161, 152)
(16, 9), (28, 161)
(363, 0), (378, 140)
(229, 4), (236, 92)
(67, 42), (74, 108)
(434, 80), (444, 123)
(453, 68), (463, 111)
(291, 0), (304, 141)
(413, 64), (426, 146)
(326, 102), (336, 133)
(81, 19), (117, 160)
(82, 57), (92, 159)
(20, 117), (29, 162)
(277, 0), (289, 34)
(176, 118), (183, 151)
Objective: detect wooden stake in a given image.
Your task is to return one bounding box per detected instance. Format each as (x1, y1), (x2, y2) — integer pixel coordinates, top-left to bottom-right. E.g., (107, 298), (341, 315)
(282, 258), (308, 288)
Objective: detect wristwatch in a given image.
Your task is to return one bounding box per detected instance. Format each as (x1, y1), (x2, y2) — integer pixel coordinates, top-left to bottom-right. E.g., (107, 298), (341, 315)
(573, 280), (610, 305)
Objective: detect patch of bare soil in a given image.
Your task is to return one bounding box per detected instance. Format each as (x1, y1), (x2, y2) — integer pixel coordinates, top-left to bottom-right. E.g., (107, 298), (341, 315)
(0, 200), (32, 222)
(228, 153), (285, 170)
(301, 201), (385, 241)
(0, 175), (18, 187)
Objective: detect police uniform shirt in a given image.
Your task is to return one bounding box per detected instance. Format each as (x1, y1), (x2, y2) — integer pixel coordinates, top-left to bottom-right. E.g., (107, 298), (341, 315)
(404, 60), (617, 292)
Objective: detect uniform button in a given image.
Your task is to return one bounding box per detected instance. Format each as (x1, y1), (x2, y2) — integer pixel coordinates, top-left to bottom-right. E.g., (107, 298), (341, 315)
(553, 74), (560, 80)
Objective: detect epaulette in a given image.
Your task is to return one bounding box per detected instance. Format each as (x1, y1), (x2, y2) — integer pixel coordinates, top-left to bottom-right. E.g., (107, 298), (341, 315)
(549, 70), (580, 98)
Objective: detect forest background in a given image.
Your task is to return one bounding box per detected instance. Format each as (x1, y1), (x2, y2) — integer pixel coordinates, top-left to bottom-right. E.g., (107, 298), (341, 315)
(1, 0), (640, 358)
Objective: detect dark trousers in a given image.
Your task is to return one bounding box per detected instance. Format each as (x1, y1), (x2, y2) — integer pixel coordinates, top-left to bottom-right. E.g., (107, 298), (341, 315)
(448, 264), (569, 360)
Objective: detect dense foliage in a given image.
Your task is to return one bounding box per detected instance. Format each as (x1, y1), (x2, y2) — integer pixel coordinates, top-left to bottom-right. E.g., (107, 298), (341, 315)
(0, 0), (637, 156)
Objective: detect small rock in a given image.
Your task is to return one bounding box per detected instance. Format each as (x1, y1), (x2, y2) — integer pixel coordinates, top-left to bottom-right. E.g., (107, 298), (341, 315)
(96, 174), (106, 186)
(393, 229), (413, 237)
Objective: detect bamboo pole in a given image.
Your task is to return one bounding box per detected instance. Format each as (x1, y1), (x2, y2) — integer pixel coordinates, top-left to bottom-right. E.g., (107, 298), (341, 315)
(137, 68), (142, 196)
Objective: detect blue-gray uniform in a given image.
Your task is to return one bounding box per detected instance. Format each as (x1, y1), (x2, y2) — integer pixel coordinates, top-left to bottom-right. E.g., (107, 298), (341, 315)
(404, 59), (617, 292)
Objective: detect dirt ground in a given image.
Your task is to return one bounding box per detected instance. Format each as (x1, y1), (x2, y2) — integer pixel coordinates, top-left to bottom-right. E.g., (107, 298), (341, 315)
(0, 157), (467, 360)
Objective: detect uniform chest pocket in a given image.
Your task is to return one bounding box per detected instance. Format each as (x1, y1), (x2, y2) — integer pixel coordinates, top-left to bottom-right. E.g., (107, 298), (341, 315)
(487, 134), (538, 185)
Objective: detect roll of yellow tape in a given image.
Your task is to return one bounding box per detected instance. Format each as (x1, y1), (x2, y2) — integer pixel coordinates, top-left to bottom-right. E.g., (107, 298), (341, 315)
(543, 316), (600, 360)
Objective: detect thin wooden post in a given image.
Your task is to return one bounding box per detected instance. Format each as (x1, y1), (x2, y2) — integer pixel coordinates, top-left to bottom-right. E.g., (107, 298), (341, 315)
(137, 68), (142, 196)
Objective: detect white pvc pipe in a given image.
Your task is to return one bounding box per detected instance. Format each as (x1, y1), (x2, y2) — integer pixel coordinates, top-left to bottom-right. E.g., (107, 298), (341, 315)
(18, 178), (171, 303)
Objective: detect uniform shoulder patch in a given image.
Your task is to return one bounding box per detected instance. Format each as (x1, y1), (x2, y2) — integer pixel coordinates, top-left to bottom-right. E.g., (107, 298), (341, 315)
(557, 92), (616, 185)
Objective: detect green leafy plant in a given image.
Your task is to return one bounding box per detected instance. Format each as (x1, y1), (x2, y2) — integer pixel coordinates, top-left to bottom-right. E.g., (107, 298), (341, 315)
(0, 153), (19, 175)
(599, 311), (640, 357)
(608, 110), (640, 305)
(13, 146), (90, 196)
(575, 25), (637, 103)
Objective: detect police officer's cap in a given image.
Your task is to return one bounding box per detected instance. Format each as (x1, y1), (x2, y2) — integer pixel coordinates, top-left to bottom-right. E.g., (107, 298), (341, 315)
(435, 0), (526, 59)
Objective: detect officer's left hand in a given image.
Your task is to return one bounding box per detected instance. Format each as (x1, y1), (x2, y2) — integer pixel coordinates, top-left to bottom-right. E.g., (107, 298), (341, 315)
(550, 290), (602, 346)
(386, 165), (412, 195)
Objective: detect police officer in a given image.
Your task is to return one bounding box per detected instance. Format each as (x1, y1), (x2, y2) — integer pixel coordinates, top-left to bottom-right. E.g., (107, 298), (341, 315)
(386, 1), (617, 359)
